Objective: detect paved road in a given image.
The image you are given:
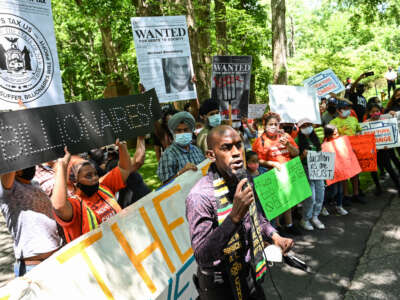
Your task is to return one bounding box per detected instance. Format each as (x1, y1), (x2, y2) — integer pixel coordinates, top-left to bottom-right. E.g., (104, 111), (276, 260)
(262, 181), (396, 300)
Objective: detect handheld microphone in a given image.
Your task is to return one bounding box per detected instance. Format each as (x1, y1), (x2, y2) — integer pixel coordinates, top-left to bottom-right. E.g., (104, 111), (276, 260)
(234, 168), (249, 191)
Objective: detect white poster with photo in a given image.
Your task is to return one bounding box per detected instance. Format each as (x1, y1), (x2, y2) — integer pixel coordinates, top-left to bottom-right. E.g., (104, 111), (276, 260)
(0, 0), (65, 110)
(131, 16), (197, 103)
(268, 85), (322, 124)
(307, 151), (335, 180)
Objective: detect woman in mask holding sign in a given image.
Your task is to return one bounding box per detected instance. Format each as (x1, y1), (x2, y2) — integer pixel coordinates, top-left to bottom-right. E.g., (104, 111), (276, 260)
(252, 112), (301, 235)
(51, 139), (142, 242)
(296, 118), (326, 231)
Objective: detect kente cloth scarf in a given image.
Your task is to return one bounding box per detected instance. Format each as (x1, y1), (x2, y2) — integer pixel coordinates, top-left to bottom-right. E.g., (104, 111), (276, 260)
(212, 168), (266, 300)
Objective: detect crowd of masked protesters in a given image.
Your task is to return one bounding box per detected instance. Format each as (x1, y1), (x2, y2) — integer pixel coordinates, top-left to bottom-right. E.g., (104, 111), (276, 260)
(1, 70), (400, 294)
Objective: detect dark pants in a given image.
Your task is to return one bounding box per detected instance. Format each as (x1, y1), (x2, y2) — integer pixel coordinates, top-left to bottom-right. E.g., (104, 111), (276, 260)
(117, 172), (151, 208)
(388, 80), (396, 98)
(196, 267), (266, 300)
(370, 149), (400, 189)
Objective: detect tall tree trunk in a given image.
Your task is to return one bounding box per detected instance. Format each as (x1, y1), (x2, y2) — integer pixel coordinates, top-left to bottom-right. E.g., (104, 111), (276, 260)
(214, 0), (228, 55)
(271, 0), (288, 84)
(133, 0), (162, 16)
(289, 15), (295, 58)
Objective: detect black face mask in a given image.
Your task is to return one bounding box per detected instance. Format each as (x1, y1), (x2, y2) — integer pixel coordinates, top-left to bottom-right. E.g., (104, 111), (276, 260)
(327, 106), (336, 114)
(77, 182), (99, 197)
(19, 167), (36, 181)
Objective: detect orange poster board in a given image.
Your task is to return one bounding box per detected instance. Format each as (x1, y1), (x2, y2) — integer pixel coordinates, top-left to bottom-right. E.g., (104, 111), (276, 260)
(322, 136), (362, 186)
(348, 134), (377, 172)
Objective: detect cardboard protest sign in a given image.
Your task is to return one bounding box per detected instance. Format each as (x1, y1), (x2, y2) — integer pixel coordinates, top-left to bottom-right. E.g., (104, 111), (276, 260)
(380, 111), (400, 131)
(248, 104), (267, 120)
(348, 134), (377, 172)
(0, 0), (65, 110)
(0, 89), (161, 175)
(307, 151), (335, 180)
(322, 136), (362, 185)
(253, 157), (312, 220)
(131, 16), (196, 103)
(0, 160), (211, 300)
(268, 85), (322, 124)
(211, 56), (252, 128)
(303, 69), (345, 97)
(360, 118), (400, 149)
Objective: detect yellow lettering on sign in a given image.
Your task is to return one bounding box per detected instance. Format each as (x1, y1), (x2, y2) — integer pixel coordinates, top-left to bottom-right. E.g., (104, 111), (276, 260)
(201, 162), (211, 176)
(56, 231), (114, 299)
(153, 184), (193, 264)
(110, 206), (176, 294)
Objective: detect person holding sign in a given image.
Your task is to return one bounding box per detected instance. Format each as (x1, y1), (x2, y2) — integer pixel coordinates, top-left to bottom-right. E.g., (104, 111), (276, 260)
(157, 111), (205, 184)
(252, 112), (301, 235)
(51, 139), (136, 242)
(364, 103), (400, 196)
(296, 119), (326, 231)
(186, 125), (293, 300)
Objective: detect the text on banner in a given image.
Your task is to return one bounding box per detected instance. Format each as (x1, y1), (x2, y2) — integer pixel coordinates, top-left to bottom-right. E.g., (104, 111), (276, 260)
(322, 136), (362, 186)
(253, 157), (312, 220)
(0, 89), (161, 174)
(348, 134), (377, 172)
(360, 118), (400, 150)
(307, 151), (335, 180)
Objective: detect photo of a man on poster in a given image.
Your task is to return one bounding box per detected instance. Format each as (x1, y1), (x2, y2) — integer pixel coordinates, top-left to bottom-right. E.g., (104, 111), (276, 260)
(162, 56), (194, 94)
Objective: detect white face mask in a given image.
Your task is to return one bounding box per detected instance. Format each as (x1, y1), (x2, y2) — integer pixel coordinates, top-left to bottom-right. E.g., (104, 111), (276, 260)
(340, 109), (351, 117)
(301, 126), (313, 135)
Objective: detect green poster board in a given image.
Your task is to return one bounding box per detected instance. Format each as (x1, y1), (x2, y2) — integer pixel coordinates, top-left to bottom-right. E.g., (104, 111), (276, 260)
(253, 157), (312, 220)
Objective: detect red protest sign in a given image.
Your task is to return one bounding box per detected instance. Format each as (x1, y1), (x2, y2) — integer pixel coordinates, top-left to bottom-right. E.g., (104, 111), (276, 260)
(322, 136), (362, 186)
(348, 134), (377, 172)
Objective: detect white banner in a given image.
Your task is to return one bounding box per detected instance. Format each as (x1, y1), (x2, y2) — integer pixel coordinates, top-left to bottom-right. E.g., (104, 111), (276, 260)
(0, 160), (212, 300)
(248, 104), (267, 120)
(303, 69), (345, 98)
(131, 16), (197, 103)
(268, 85), (322, 124)
(361, 118), (400, 149)
(0, 0), (64, 110)
(307, 151), (335, 180)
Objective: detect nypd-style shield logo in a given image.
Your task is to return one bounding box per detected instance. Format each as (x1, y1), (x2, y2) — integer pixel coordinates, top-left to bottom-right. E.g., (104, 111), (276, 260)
(0, 14), (54, 104)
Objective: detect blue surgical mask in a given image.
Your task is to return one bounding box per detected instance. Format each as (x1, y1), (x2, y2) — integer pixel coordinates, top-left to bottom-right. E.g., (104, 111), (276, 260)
(301, 126), (313, 136)
(340, 110), (351, 117)
(208, 114), (222, 127)
(174, 132), (192, 146)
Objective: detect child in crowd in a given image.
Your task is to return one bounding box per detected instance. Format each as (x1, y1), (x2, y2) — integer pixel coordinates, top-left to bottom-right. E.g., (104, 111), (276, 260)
(329, 101), (364, 205)
(364, 103), (400, 195)
(296, 118), (326, 230)
(323, 125), (349, 216)
(246, 151), (267, 178)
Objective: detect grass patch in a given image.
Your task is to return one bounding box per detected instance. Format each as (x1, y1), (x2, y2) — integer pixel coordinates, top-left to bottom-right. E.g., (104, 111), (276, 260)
(129, 147), (161, 191)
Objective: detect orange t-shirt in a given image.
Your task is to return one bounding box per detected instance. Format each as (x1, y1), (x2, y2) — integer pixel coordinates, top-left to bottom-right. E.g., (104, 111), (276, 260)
(55, 167), (125, 242)
(252, 132), (298, 164)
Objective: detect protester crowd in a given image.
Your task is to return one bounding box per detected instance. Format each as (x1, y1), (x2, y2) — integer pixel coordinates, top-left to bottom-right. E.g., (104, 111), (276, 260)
(1, 70), (400, 298)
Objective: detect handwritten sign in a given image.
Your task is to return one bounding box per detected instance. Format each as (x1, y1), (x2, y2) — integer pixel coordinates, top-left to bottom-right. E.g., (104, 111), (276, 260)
(0, 89), (161, 175)
(303, 69), (345, 97)
(322, 136), (362, 186)
(360, 118), (400, 149)
(254, 157), (312, 220)
(307, 151), (335, 180)
(348, 134), (377, 172)
(268, 85), (322, 124)
(248, 104), (267, 119)
(0, 160), (212, 300)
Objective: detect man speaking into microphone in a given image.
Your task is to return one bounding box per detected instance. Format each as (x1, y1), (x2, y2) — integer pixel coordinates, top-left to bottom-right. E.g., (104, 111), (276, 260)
(186, 125), (293, 300)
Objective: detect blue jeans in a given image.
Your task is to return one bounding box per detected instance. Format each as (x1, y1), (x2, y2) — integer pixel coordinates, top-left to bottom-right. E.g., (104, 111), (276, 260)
(303, 180), (325, 220)
(14, 261), (36, 277)
(327, 181), (344, 206)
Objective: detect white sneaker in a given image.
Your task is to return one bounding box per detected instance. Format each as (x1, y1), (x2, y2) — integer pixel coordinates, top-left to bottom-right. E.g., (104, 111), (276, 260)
(300, 219), (314, 231)
(320, 207), (330, 216)
(311, 216), (325, 230)
(335, 206), (348, 216)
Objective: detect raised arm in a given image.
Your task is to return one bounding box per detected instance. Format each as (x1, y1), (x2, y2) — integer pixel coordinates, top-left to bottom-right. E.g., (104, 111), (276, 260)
(1, 171), (16, 190)
(131, 136), (146, 173)
(51, 147), (73, 222)
(116, 139), (131, 183)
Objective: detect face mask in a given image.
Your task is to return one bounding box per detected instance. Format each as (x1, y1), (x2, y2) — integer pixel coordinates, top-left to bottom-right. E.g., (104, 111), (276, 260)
(266, 126), (278, 136)
(247, 162), (259, 172)
(175, 132), (192, 146)
(19, 166), (36, 181)
(301, 126), (313, 135)
(371, 112), (381, 119)
(327, 106), (336, 114)
(340, 110), (351, 117)
(208, 114), (222, 127)
(77, 182), (99, 197)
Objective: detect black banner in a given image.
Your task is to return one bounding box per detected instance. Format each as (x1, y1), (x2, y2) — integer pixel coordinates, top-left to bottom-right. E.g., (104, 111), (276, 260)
(0, 89), (161, 174)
